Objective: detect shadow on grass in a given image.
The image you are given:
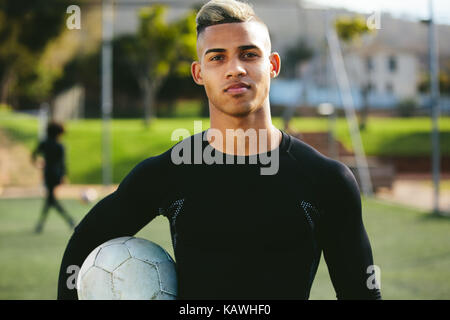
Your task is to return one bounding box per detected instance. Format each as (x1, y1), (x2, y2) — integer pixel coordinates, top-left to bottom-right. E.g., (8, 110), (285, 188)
(1, 126), (37, 146)
(417, 211), (450, 222)
(377, 132), (450, 156)
(400, 250), (450, 269)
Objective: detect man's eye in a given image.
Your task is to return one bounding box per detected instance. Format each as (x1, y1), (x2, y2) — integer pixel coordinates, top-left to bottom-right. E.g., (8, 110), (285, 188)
(210, 55), (224, 61)
(243, 52), (258, 58)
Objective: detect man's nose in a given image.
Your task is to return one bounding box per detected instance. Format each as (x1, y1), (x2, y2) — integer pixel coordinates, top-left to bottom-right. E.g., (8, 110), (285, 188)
(226, 59), (247, 78)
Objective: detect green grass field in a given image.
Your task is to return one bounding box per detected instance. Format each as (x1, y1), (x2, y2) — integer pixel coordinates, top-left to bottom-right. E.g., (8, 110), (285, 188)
(1, 109), (449, 184)
(0, 196), (449, 300)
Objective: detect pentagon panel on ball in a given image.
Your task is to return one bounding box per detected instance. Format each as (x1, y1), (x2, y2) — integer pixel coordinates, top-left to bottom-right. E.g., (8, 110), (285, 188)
(77, 237), (177, 300)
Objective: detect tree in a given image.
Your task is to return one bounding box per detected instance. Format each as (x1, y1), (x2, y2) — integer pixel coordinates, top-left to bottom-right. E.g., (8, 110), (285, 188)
(0, 0), (74, 106)
(334, 15), (373, 130)
(281, 38), (313, 78)
(418, 71), (450, 95)
(334, 16), (371, 44)
(279, 37), (314, 131)
(115, 5), (197, 126)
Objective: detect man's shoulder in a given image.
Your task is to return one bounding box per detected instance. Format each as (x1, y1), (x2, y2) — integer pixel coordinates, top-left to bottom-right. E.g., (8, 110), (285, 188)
(117, 148), (174, 193)
(285, 133), (361, 215)
(286, 133), (336, 168)
(285, 132), (355, 185)
(135, 148), (174, 171)
(129, 131), (202, 171)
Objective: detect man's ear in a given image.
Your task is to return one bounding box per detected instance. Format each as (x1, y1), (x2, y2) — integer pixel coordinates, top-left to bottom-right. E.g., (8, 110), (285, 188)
(191, 61), (204, 85)
(269, 52), (281, 78)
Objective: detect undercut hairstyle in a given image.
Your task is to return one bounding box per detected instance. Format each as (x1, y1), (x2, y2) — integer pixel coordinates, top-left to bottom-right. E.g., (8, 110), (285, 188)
(196, 0), (266, 37)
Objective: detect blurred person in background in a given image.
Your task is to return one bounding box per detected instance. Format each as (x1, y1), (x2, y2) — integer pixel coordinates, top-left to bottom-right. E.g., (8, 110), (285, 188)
(32, 122), (75, 233)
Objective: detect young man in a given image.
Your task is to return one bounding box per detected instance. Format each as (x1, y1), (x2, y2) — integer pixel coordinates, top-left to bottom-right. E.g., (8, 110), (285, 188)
(32, 122), (75, 233)
(58, 0), (381, 300)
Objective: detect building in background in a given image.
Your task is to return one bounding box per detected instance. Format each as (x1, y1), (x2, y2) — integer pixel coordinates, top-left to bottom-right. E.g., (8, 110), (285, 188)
(49, 0), (450, 117)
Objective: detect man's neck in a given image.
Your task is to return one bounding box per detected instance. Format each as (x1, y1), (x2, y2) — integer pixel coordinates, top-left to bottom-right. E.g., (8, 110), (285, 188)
(208, 102), (282, 156)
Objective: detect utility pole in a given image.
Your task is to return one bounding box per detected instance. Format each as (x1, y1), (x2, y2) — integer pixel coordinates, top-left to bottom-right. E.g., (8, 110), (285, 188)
(326, 12), (373, 197)
(101, 0), (114, 186)
(429, 0), (441, 215)
(422, 0), (441, 215)
(38, 103), (50, 141)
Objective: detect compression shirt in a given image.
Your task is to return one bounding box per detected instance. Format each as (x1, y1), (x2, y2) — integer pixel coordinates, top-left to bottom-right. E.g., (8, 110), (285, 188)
(57, 129), (381, 300)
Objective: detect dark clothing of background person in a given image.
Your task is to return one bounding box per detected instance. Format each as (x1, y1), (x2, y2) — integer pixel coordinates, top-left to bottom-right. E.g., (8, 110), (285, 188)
(33, 136), (75, 233)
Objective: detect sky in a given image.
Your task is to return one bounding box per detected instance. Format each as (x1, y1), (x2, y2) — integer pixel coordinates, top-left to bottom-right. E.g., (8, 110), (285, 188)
(307, 0), (450, 25)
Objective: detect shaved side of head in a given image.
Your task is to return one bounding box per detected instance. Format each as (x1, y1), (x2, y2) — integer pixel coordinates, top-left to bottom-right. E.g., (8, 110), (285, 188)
(195, 0), (271, 61)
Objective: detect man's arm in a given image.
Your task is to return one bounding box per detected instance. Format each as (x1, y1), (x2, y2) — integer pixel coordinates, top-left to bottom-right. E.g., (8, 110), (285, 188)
(318, 161), (382, 300)
(31, 141), (43, 165)
(57, 153), (171, 300)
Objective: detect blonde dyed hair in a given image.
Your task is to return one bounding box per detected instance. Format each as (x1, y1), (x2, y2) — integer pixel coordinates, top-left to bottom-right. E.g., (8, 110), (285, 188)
(196, 0), (265, 36)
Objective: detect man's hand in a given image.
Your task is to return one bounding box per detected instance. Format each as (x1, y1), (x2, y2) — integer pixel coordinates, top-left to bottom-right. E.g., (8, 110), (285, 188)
(32, 157), (44, 169)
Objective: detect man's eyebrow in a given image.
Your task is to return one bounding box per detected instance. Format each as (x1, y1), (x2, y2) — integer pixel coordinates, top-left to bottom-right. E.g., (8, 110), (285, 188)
(204, 45), (262, 57)
(204, 48), (226, 56)
(238, 45), (261, 51)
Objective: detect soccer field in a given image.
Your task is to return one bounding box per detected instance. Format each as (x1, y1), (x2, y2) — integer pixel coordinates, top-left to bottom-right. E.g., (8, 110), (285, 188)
(0, 196), (449, 300)
(1, 110), (450, 185)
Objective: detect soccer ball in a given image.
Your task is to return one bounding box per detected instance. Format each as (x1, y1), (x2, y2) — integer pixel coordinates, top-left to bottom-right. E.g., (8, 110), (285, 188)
(77, 236), (177, 300)
(80, 188), (98, 204)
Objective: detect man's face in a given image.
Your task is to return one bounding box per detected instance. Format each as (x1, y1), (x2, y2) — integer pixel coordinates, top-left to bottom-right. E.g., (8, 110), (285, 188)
(191, 21), (280, 117)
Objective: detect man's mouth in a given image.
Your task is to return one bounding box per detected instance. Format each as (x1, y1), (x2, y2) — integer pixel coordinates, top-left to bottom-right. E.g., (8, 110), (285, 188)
(224, 82), (251, 94)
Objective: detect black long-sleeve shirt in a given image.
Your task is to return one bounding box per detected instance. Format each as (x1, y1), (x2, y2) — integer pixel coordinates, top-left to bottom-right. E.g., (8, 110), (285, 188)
(34, 138), (66, 185)
(57, 129), (381, 300)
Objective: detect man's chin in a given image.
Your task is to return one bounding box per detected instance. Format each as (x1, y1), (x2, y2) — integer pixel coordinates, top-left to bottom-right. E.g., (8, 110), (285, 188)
(217, 102), (259, 118)
(223, 107), (254, 118)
